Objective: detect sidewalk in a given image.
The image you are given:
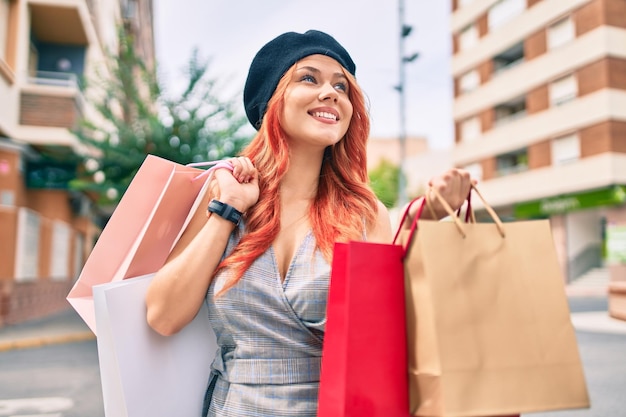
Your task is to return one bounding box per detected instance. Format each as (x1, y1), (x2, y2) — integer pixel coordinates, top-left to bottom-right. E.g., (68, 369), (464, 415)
(1, 292), (626, 352)
(0, 308), (94, 352)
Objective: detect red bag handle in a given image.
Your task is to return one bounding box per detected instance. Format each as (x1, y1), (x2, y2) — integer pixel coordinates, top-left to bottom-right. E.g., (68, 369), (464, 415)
(392, 196), (425, 246)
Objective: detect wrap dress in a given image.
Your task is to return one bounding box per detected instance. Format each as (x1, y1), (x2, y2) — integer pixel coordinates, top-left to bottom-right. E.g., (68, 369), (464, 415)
(203, 224), (330, 417)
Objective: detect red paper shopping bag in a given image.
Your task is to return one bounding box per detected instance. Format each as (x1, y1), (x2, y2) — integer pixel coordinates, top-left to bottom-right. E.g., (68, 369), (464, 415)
(67, 155), (211, 335)
(318, 241), (408, 417)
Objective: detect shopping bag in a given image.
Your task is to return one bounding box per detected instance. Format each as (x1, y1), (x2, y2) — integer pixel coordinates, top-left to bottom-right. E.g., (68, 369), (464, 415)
(399, 186), (590, 417)
(94, 273), (217, 417)
(67, 155), (216, 334)
(318, 240), (409, 417)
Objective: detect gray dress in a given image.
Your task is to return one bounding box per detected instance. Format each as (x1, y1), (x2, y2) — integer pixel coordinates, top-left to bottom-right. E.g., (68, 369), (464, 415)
(203, 224), (330, 417)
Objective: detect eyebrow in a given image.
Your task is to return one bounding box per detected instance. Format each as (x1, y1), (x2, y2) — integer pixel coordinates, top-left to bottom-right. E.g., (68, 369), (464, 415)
(295, 65), (348, 80)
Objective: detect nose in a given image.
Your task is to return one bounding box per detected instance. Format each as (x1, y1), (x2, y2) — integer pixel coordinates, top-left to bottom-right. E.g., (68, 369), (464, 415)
(319, 83), (338, 102)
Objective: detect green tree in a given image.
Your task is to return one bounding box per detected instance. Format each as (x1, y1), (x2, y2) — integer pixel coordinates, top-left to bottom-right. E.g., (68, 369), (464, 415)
(71, 28), (250, 206)
(369, 159), (402, 208)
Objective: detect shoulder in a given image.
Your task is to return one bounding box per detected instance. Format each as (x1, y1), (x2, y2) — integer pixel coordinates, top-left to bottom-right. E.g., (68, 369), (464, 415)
(366, 200), (393, 243)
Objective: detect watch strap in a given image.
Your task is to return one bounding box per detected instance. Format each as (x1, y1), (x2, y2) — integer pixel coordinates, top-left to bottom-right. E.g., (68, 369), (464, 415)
(207, 199), (243, 225)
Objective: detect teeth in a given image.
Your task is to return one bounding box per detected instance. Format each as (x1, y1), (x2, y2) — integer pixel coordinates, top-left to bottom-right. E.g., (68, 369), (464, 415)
(312, 111), (337, 121)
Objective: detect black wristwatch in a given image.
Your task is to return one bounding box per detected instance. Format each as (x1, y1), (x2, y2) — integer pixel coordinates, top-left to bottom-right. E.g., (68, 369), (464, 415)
(207, 199), (243, 225)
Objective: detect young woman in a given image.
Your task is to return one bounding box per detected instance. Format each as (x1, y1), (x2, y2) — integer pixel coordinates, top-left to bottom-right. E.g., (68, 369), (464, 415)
(145, 30), (472, 417)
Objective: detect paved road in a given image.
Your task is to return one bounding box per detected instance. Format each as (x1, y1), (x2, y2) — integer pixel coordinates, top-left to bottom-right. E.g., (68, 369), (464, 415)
(0, 295), (624, 416)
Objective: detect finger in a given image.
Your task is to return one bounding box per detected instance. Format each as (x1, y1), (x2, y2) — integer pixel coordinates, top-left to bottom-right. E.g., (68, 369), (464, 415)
(229, 157), (251, 182)
(238, 157), (255, 182)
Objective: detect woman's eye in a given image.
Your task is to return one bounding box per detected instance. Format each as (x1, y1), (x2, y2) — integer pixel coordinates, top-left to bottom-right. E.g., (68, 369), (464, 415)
(301, 74), (316, 83)
(334, 82), (348, 92)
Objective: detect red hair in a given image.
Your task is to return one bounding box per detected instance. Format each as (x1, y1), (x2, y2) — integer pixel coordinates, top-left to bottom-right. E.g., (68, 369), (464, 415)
(214, 65), (378, 295)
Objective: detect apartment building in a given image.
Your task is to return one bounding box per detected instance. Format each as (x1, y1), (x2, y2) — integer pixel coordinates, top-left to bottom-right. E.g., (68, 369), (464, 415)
(0, 0), (154, 326)
(450, 0), (626, 286)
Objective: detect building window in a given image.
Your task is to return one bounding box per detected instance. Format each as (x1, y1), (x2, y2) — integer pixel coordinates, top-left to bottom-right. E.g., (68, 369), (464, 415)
(552, 134), (580, 165)
(74, 233), (85, 279)
(488, 0), (526, 31)
(496, 148), (528, 176)
(459, 24), (479, 52)
(547, 16), (575, 50)
(461, 116), (482, 142)
(549, 74), (577, 106)
(462, 162), (483, 181)
(459, 70), (480, 94)
(494, 96), (527, 127)
(50, 221), (71, 281)
(15, 208), (40, 282)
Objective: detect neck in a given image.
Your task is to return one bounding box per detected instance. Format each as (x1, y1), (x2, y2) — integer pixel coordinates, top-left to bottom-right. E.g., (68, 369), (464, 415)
(280, 146), (325, 202)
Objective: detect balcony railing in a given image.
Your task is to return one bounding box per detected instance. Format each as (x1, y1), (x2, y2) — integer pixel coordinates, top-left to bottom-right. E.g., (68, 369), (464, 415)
(494, 110), (527, 128)
(27, 71), (80, 89)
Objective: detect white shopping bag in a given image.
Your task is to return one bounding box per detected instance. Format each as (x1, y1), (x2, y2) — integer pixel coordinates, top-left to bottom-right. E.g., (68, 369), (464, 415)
(94, 274), (218, 417)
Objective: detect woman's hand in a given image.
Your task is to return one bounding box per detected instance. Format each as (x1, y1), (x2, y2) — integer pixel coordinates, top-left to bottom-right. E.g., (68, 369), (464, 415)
(426, 168), (475, 219)
(400, 168), (475, 229)
(208, 157), (260, 214)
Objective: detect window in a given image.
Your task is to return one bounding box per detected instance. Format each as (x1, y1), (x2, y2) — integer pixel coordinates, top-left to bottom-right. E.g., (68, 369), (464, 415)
(488, 0), (526, 30)
(74, 233), (85, 279)
(496, 149), (528, 176)
(548, 16), (575, 50)
(461, 117), (482, 142)
(50, 221), (71, 280)
(549, 74), (577, 106)
(459, 70), (480, 94)
(15, 208), (40, 282)
(459, 24), (479, 52)
(552, 134), (580, 165)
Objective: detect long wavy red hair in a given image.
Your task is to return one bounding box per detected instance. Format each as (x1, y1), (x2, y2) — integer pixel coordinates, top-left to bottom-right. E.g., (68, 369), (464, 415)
(214, 64), (378, 295)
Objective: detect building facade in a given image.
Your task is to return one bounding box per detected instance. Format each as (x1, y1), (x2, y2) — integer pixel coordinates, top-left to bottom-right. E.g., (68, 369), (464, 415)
(0, 0), (154, 326)
(450, 0), (626, 312)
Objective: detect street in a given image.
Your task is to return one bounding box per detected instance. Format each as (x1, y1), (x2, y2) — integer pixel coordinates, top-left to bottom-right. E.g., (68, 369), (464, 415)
(0, 340), (103, 417)
(0, 296), (623, 417)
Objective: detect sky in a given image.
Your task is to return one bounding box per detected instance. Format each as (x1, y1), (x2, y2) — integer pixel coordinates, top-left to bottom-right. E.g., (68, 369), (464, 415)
(152, 1), (454, 150)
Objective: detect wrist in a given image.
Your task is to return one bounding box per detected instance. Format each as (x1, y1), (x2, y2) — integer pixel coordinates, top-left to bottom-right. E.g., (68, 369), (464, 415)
(208, 199), (243, 226)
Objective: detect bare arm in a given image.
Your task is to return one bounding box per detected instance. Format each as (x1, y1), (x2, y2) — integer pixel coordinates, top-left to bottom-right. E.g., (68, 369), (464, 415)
(366, 200), (394, 244)
(145, 158), (259, 336)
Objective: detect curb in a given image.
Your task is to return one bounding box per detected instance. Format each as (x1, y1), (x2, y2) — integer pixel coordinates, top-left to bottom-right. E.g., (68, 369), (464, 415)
(0, 331), (96, 352)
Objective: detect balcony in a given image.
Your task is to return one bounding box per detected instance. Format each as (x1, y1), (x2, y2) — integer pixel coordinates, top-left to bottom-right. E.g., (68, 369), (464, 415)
(20, 71), (84, 129)
(494, 95), (527, 128)
(20, 2), (88, 131)
(492, 42), (524, 77)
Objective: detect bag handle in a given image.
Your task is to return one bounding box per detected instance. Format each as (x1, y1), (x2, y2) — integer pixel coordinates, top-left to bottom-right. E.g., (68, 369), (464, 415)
(429, 184), (506, 237)
(186, 160), (235, 181)
(392, 196), (426, 245)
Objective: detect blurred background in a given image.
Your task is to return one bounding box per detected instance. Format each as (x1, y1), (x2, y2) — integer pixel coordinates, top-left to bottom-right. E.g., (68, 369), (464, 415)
(0, 1), (625, 415)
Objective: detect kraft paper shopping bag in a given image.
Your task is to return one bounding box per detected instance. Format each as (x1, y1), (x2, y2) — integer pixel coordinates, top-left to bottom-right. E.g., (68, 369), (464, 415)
(94, 274), (217, 417)
(400, 186), (590, 417)
(68, 155), (214, 334)
(318, 241), (408, 417)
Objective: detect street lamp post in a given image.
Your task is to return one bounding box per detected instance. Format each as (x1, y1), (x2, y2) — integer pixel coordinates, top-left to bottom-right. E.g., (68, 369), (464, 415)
(397, 0), (418, 208)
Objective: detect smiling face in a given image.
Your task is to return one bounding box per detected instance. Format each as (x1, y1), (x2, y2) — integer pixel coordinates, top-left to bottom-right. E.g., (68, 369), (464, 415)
(279, 54), (354, 151)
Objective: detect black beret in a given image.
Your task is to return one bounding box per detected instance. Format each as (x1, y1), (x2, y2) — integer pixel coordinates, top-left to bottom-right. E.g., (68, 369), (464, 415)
(243, 30), (356, 130)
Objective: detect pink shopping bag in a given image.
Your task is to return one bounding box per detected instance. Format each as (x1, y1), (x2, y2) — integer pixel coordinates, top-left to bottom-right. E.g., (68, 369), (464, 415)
(67, 155), (214, 334)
